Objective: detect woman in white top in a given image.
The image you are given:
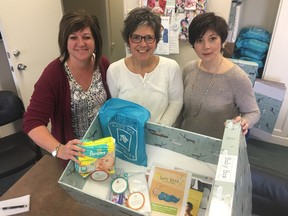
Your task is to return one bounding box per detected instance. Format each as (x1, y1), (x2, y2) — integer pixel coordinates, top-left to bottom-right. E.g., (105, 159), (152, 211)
(107, 7), (183, 126)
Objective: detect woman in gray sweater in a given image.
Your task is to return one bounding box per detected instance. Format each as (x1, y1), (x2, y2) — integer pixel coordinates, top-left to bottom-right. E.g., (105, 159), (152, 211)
(179, 12), (260, 139)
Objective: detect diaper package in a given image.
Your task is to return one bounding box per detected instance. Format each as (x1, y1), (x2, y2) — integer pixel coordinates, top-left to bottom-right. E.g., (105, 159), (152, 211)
(75, 137), (115, 178)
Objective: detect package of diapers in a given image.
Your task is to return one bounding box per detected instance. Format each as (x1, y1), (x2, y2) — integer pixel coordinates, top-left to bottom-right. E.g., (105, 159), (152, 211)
(75, 136), (115, 178)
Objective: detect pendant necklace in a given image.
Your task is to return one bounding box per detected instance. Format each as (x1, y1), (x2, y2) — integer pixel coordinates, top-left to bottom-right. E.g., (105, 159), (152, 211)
(192, 57), (223, 116)
(132, 56), (155, 78)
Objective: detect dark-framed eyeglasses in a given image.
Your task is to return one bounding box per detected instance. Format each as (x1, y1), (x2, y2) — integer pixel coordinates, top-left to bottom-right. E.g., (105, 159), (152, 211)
(130, 34), (156, 44)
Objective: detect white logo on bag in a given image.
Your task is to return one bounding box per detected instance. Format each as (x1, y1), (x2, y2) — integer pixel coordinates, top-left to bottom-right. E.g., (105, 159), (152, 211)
(120, 135), (129, 143)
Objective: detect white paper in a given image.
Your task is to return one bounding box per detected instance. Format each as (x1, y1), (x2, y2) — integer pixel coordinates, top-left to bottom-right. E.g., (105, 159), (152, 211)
(154, 16), (170, 55)
(82, 177), (111, 199)
(0, 194), (30, 216)
(115, 145), (216, 177)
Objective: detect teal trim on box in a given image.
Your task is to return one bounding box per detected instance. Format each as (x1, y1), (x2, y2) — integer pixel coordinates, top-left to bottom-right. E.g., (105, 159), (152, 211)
(253, 92), (283, 133)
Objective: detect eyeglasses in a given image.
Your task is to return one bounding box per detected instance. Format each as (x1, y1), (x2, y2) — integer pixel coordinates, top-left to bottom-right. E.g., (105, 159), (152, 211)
(130, 34), (156, 44)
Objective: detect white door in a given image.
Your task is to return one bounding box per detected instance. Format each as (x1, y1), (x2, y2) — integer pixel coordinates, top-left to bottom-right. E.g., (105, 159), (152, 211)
(0, 0), (63, 108)
(107, 0), (126, 62)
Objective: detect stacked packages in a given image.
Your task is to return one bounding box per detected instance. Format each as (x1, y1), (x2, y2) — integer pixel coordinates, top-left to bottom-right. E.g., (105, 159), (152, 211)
(233, 26), (271, 77)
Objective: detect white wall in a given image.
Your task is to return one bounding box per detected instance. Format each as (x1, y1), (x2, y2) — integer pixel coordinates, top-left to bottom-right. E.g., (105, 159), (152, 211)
(206, 0), (231, 21)
(239, 0), (280, 34)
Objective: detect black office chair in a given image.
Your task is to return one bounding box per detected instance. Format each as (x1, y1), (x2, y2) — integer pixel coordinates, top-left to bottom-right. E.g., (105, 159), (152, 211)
(0, 91), (42, 179)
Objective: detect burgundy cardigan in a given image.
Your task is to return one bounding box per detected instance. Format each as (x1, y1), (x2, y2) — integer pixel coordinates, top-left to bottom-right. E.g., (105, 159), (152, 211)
(23, 56), (110, 144)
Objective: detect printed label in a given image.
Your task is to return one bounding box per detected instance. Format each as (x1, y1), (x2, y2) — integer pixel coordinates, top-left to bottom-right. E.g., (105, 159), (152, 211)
(215, 154), (238, 183)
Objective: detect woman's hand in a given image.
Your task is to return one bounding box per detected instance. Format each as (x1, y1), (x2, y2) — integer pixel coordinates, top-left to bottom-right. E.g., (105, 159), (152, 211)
(57, 139), (85, 164)
(233, 116), (249, 135)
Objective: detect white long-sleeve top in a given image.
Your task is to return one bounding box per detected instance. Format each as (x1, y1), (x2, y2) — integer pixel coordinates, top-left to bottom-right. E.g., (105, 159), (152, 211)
(107, 56), (183, 126)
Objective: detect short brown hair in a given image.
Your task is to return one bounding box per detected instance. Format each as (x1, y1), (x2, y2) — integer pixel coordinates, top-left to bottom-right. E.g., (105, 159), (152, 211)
(122, 7), (162, 45)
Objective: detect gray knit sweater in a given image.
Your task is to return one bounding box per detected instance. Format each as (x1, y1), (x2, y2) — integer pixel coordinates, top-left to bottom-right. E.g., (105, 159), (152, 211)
(180, 60), (260, 139)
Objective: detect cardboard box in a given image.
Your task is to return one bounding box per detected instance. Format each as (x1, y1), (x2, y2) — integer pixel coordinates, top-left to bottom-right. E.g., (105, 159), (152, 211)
(230, 58), (258, 86)
(252, 78), (286, 134)
(58, 116), (252, 216)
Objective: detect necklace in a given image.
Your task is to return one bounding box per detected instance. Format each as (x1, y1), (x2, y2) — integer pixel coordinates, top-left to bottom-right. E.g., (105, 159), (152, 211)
(192, 57), (223, 116)
(131, 56), (155, 77)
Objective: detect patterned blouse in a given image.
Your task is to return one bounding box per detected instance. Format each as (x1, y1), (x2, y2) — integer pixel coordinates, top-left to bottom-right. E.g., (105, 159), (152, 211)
(65, 62), (107, 139)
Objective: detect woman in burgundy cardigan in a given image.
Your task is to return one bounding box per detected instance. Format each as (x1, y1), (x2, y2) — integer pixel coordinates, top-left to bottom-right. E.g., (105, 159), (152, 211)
(23, 9), (110, 164)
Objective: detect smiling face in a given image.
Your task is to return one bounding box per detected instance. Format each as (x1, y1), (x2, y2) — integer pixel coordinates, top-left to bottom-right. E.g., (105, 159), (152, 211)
(128, 25), (157, 63)
(193, 29), (222, 62)
(67, 27), (95, 63)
